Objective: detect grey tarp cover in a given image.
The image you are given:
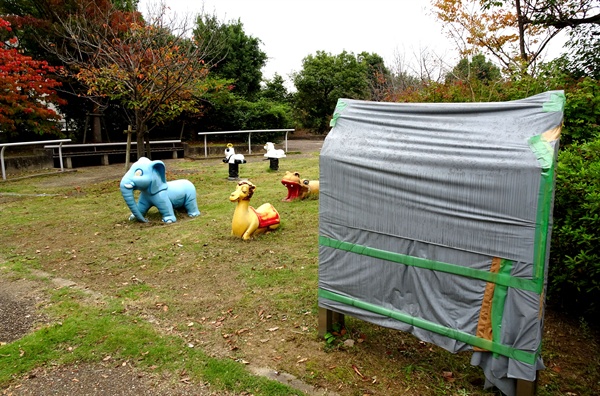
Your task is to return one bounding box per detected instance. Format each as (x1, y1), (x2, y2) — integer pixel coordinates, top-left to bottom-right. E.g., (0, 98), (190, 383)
(318, 91), (565, 395)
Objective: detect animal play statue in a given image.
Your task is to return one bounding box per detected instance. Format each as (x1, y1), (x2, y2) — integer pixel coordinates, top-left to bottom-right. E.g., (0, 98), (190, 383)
(120, 157), (200, 223)
(229, 180), (280, 240)
(223, 143), (246, 180)
(263, 142), (286, 159)
(223, 143), (247, 164)
(281, 171), (320, 201)
(263, 142), (286, 171)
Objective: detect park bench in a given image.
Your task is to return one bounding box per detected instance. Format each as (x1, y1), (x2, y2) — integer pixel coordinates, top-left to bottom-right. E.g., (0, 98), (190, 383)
(44, 140), (183, 168)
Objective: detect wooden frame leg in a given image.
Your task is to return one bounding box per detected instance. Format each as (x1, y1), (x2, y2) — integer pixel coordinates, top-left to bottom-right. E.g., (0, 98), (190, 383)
(516, 376), (537, 396)
(318, 307), (345, 337)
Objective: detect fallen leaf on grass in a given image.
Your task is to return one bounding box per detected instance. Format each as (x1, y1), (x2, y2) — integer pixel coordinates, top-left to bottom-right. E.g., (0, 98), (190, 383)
(442, 371), (455, 382)
(352, 365), (364, 378)
(297, 358), (308, 363)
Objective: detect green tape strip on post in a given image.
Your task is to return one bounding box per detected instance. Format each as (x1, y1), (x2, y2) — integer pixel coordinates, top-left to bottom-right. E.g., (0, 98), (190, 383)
(318, 288), (538, 365)
(528, 134), (556, 292)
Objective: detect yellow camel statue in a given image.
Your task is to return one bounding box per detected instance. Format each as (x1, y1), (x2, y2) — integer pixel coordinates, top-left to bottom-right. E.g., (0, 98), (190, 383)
(229, 181), (280, 240)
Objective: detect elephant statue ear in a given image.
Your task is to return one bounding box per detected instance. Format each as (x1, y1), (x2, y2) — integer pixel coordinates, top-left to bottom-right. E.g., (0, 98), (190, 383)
(150, 161), (168, 195)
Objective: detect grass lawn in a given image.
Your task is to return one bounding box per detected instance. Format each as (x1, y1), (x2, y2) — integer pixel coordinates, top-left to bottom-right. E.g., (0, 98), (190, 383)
(1, 152), (598, 396)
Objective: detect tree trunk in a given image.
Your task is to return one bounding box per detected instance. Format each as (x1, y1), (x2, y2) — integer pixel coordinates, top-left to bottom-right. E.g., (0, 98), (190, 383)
(515, 0), (528, 64)
(92, 104), (102, 142)
(134, 110), (148, 159)
(136, 130), (145, 159)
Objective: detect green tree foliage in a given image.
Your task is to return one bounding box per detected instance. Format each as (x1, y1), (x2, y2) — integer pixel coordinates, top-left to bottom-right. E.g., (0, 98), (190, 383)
(260, 73), (291, 103)
(445, 54), (502, 83)
(564, 24), (600, 79)
(547, 76), (600, 322)
(292, 50), (370, 133)
(358, 51), (392, 101)
(560, 77), (600, 146)
(194, 16), (267, 100)
(191, 90), (292, 141)
(551, 137), (600, 320)
(186, 18), (291, 135)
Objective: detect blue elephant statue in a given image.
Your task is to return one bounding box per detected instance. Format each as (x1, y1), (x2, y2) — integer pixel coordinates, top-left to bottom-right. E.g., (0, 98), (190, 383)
(120, 157), (200, 223)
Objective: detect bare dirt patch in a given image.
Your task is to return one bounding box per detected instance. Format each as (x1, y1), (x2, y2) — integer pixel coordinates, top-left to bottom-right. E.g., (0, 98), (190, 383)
(2, 362), (219, 396)
(0, 277), (47, 344)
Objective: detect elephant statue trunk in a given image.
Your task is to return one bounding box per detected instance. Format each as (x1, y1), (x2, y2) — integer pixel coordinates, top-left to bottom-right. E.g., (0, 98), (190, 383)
(121, 180), (145, 222)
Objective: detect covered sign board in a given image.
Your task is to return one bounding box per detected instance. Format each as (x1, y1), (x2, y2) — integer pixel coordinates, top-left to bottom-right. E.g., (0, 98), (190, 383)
(318, 91), (565, 395)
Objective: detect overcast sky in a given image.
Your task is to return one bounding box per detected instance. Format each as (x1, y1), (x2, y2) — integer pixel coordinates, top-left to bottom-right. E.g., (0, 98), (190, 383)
(139, 0), (458, 87)
(138, 0), (568, 90)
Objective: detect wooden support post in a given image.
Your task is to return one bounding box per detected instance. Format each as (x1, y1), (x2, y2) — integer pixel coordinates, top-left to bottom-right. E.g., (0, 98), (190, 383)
(124, 125), (133, 169)
(516, 377), (537, 396)
(318, 307), (345, 338)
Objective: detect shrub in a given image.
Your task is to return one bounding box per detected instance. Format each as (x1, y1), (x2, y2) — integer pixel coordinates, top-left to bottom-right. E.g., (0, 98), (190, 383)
(549, 138), (600, 321)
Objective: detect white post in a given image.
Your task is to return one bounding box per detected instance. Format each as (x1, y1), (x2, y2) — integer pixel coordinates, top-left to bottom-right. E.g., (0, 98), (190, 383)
(1, 146), (6, 180)
(58, 142), (65, 171)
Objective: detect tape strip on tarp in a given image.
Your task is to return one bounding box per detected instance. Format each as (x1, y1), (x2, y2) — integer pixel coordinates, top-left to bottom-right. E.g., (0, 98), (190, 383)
(543, 91), (566, 112)
(319, 236), (539, 293)
(318, 288), (538, 365)
(329, 99), (348, 127)
(528, 130), (559, 291)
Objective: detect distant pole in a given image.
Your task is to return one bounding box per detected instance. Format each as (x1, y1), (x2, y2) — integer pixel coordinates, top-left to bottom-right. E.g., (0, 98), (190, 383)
(124, 125), (133, 169)
(144, 126), (151, 159)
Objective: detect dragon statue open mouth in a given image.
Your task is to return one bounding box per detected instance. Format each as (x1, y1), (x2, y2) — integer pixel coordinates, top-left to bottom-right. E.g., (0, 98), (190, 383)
(281, 171), (319, 201)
